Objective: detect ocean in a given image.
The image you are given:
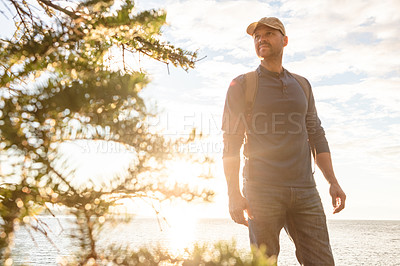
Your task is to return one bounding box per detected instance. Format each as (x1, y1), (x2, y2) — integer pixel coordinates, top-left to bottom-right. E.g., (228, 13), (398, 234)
(11, 217), (400, 265)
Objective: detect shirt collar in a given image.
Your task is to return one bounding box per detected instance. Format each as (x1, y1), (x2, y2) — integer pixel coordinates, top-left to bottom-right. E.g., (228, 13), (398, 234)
(257, 65), (286, 78)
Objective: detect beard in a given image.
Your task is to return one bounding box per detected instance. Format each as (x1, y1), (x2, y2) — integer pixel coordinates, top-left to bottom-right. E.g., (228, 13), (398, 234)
(257, 45), (282, 60)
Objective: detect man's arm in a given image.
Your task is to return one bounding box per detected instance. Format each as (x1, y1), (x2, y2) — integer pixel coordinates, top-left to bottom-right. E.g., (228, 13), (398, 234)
(221, 75), (252, 226)
(223, 156), (252, 226)
(316, 152), (346, 214)
(304, 79), (346, 214)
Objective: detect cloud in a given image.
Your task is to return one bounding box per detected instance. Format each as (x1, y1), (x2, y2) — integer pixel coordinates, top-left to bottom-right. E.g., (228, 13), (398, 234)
(282, 0), (400, 50)
(195, 59), (250, 92)
(286, 41), (400, 81)
(164, 0), (275, 55)
(313, 77), (400, 116)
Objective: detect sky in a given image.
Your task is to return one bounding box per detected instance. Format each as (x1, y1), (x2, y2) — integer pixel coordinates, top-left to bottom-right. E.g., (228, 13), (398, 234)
(131, 0), (400, 221)
(1, 0), (399, 221)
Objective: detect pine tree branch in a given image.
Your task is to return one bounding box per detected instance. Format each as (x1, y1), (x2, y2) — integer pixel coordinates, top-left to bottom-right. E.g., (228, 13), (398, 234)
(9, 0), (29, 31)
(36, 0), (79, 19)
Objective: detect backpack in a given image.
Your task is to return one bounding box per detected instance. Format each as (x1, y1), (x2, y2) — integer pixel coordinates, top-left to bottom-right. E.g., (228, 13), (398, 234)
(243, 70), (316, 170)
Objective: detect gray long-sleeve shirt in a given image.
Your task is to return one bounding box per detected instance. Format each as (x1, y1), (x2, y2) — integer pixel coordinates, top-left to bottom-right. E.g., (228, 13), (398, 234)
(222, 65), (330, 187)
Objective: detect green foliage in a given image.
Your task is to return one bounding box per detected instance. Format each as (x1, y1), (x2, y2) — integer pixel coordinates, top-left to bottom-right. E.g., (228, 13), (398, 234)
(60, 241), (277, 266)
(0, 0), (213, 264)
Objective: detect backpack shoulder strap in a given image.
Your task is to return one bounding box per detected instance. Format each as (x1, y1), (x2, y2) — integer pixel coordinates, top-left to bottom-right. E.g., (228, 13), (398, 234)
(243, 71), (258, 164)
(291, 72), (317, 168)
(244, 71), (258, 118)
(291, 72), (311, 102)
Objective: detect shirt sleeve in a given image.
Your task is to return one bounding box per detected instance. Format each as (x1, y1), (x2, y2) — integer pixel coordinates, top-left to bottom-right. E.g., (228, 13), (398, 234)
(305, 80), (331, 154)
(222, 75), (246, 159)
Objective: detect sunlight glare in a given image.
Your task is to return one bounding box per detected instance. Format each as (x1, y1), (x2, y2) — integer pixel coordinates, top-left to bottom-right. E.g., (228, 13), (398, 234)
(165, 208), (198, 257)
(166, 159), (203, 185)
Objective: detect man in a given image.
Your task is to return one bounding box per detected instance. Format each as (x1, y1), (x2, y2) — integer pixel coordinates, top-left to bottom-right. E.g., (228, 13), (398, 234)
(222, 17), (346, 265)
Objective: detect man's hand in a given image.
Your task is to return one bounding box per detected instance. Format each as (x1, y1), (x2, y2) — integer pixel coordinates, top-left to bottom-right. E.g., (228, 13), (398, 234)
(229, 194), (253, 226)
(329, 183), (346, 214)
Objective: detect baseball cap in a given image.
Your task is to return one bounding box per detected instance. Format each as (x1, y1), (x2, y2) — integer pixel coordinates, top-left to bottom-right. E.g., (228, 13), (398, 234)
(246, 17), (286, 36)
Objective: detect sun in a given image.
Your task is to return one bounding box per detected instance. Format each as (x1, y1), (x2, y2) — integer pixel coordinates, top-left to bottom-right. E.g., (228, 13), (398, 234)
(166, 159), (203, 184)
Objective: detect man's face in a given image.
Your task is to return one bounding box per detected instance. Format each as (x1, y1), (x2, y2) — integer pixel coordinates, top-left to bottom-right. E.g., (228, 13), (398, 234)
(253, 25), (288, 59)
